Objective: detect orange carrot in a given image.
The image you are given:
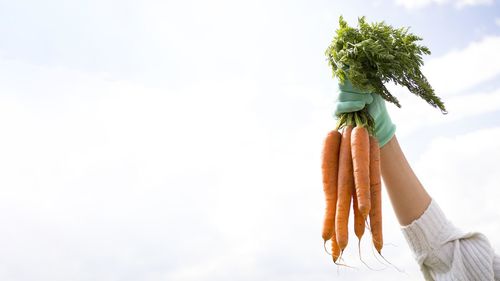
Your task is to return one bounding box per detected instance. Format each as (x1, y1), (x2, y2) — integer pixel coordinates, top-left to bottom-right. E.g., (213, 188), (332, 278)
(369, 136), (383, 253)
(351, 125), (371, 218)
(321, 130), (342, 242)
(335, 125), (354, 251)
(331, 232), (341, 262)
(352, 184), (365, 241)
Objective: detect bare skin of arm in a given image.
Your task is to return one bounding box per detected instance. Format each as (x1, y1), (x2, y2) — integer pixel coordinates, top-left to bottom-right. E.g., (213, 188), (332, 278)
(380, 135), (432, 226)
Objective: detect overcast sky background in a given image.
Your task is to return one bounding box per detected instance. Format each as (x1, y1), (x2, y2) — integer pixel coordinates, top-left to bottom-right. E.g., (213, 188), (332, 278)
(0, 0), (499, 280)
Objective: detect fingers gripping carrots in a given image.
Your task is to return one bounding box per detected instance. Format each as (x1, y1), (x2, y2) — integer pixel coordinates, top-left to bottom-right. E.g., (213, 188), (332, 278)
(321, 115), (384, 264)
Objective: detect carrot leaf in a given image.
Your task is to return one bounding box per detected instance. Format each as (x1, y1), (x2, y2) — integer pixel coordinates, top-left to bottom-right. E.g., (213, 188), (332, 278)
(325, 16), (447, 114)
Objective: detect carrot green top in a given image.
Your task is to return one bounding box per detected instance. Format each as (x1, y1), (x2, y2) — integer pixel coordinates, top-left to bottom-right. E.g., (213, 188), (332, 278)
(325, 16), (447, 114)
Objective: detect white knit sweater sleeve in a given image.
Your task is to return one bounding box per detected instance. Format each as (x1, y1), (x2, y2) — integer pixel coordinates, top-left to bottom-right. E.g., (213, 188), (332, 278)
(400, 199), (500, 281)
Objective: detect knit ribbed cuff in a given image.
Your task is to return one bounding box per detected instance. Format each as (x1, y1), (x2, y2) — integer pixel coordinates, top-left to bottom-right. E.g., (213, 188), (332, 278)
(400, 199), (458, 255)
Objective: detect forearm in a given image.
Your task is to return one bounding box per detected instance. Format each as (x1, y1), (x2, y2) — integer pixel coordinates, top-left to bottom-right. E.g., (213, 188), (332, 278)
(380, 136), (500, 281)
(380, 135), (431, 226)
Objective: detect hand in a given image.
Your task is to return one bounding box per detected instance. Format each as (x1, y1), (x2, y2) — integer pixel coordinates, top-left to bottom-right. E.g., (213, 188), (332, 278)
(333, 78), (396, 147)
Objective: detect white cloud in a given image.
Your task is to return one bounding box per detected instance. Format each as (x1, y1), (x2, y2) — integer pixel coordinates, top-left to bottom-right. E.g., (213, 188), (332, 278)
(0, 51), (425, 280)
(384, 35), (500, 138)
(0, 56), (269, 280)
(395, 0), (446, 9)
(395, 0), (493, 9)
(388, 85), (500, 137)
(455, 0), (494, 8)
(424, 36), (500, 96)
(495, 18), (500, 27)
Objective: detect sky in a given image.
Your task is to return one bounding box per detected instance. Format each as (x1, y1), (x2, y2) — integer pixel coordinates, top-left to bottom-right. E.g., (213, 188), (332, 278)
(0, 0), (499, 280)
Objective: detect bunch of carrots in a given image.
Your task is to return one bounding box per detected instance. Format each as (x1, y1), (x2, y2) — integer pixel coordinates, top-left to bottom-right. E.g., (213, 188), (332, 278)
(321, 112), (382, 263)
(321, 16), (447, 265)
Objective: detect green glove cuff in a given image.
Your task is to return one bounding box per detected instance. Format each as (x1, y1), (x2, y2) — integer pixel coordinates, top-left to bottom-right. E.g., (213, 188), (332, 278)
(375, 117), (396, 147)
(368, 93), (396, 147)
(333, 78), (396, 147)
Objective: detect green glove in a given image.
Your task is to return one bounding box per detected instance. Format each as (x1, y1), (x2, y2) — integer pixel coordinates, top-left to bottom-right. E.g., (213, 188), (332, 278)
(333, 79), (396, 147)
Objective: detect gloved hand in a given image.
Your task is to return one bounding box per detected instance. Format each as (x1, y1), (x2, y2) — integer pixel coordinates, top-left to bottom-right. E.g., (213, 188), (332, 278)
(333, 78), (396, 147)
